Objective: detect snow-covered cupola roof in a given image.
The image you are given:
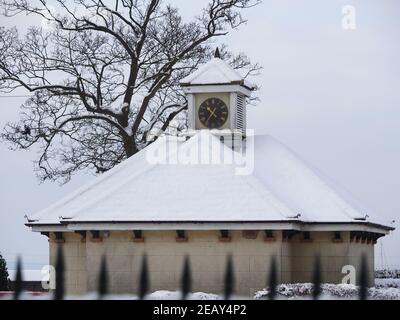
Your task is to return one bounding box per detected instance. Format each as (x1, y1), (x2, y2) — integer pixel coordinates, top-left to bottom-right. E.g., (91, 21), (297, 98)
(180, 49), (255, 91)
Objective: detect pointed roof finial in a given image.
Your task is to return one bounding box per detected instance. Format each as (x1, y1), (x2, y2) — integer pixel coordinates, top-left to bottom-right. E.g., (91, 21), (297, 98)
(214, 47), (221, 59)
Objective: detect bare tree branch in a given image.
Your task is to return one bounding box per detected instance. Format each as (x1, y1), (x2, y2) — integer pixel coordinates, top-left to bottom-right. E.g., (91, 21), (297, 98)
(0, 0), (261, 183)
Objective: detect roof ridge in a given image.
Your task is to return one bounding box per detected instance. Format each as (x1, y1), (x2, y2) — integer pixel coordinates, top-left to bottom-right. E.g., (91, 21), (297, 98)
(270, 137), (365, 221)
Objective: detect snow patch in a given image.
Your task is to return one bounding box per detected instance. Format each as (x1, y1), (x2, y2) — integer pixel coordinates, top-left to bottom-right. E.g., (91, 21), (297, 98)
(2, 285), (400, 300)
(254, 283), (400, 300)
(180, 58), (253, 89)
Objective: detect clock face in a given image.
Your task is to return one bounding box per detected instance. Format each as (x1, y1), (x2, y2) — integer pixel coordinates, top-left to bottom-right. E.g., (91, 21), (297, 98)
(198, 98), (229, 129)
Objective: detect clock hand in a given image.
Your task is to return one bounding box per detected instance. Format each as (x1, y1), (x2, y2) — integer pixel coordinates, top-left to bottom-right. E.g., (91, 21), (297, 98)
(206, 108), (218, 125)
(207, 107), (218, 118)
(206, 112), (214, 124)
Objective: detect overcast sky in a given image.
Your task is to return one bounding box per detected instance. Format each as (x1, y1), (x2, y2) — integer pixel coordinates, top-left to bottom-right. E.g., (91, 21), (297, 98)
(1, 0), (399, 271)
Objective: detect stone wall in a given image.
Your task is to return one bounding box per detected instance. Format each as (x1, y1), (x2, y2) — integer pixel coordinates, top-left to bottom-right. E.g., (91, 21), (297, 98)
(289, 232), (374, 285)
(50, 233), (87, 295)
(48, 230), (375, 296)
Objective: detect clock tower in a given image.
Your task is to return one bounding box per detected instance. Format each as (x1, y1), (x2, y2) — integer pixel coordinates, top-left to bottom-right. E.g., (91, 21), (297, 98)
(180, 49), (254, 149)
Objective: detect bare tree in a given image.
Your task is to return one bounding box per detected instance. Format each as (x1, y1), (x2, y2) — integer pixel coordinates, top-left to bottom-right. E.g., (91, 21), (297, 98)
(0, 0), (261, 183)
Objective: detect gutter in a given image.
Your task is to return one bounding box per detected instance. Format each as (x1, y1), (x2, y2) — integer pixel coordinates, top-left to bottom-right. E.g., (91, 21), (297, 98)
(26, 219), (395, 233)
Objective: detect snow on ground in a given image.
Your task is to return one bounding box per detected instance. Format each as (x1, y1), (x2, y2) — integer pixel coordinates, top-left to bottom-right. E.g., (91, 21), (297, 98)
(375, 278), (400, 288)
(146, 291), (221, 300)
(2, 282), (400, 300)
(375, 269), (400, 279)
(3, 278), (400, 300)
(0, 290), (222, 300)
(254, 282), (400, 300)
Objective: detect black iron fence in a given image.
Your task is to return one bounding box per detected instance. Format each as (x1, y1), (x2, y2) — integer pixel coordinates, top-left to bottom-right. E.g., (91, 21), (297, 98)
(10, 245), (369, 300)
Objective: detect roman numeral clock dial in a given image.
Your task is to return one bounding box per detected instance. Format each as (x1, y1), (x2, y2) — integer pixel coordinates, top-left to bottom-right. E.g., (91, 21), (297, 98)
(198, 98), (229, 129)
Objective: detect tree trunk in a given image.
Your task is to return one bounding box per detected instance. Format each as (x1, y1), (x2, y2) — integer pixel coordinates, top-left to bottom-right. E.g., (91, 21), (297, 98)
(123, 135), (138, 158)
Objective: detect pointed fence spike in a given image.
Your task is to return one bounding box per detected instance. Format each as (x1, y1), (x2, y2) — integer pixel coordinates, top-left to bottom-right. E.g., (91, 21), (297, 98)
(268, 256), (277, 300)
(312, 255), (321, 300)
(214, 47), (221, 58)
(139, 254), (149, 300)
(224, 255), (234, 300)
(54, 245), (65, 300)
(13, 256), (23, 300)
(359, 254), (368, 300)
(98, 255), (108, 299)
(181, 256), (192, 300)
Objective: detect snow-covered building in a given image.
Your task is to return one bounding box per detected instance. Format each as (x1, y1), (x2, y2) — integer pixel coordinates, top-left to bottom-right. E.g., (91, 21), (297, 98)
(26, 52), (394, 296)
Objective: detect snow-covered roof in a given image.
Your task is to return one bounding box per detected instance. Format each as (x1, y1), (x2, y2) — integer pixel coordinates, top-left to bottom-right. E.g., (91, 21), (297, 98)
(26, 131), (393, 231)
(180, 58), (254, 90)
